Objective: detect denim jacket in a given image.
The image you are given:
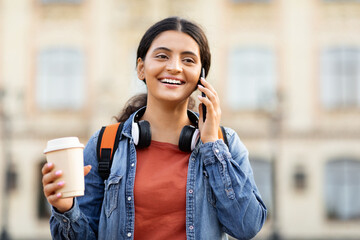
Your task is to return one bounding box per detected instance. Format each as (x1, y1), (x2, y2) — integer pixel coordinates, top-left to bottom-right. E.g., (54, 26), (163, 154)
(50, 110), (267, 240)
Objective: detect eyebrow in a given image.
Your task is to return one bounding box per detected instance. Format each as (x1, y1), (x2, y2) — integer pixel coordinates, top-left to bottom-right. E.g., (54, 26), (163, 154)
(153, 47), (199, 57)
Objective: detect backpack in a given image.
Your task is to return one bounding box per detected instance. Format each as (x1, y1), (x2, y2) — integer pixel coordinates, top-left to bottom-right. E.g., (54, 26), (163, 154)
(96, 122), (229, 181)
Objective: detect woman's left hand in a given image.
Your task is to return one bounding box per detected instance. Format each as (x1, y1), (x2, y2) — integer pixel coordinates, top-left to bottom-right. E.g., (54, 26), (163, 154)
(197, 77), (221, 143)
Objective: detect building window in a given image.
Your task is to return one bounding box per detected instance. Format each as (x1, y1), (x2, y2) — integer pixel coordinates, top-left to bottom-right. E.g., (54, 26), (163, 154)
(40, 0), (82, 3)
(38, 160), (52, 219)
(250, 158), (273, 218)
(321, 47), (360, 109)
(36, 48), (85, 110)
(231, 0), (270, 2)
(226, 48), (277, 111)
(323, 0), (360, 2)
(325, 159), (360, 220)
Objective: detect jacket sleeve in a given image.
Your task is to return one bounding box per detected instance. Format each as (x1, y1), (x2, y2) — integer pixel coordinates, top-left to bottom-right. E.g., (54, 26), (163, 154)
(49, 131), (104, 240)
(200, 127), (267, 240)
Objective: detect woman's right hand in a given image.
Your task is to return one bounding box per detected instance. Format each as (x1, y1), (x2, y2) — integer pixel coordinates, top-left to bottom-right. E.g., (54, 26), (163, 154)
(41, 162), (92, 213)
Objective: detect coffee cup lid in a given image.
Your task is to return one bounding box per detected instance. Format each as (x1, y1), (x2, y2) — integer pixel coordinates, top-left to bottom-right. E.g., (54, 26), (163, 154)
(44, 137), (84, 154)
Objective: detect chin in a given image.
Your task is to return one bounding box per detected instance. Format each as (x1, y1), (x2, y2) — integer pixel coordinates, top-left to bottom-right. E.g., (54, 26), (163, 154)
(159, 95), (190, 104)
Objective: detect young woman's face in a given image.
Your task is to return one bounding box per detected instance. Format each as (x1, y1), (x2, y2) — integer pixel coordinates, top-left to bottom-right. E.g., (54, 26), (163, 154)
(137, 30), (202, 106)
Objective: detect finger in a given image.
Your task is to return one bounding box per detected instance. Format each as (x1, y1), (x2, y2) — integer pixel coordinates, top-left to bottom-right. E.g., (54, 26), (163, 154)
(197, 83), (220, 110)
(197, 94), (215, 116)
(42, 169), (62, 186)
(47, 192), (63, 205)
(197, 84), (217, 104)
(84, 165), (92, 176)
(198, 94), (221, 123)
(44, 181), (65, 198)
(42, 162), (54, 175)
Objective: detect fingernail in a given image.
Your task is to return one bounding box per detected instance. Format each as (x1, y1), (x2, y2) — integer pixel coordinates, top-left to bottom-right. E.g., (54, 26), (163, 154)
(198, 95), (203, 99)
(198, 84), (204, 88)
(47, 162), (53, 168)
(57, 181), (65, 186)
(56, 193), (62, 198)
(55, 170), (62, 176)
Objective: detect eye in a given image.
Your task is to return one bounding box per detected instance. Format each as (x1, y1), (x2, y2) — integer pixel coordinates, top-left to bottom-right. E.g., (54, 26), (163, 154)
(155, 53), (168, 59)
(183, 57), (195, 64)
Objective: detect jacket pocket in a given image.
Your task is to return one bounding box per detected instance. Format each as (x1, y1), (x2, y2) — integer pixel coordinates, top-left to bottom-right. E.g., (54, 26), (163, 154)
(104, 175), (122, 218)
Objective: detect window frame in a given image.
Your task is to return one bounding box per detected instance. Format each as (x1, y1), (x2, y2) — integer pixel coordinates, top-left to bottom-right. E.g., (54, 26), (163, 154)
(324, 158), (360, 221)
(230, 0), (271, 3)
(40, 0), (82, 4)
(226, 47), (277, 111)
(320, 47), (360, 110)
(36, 47), (86, 111)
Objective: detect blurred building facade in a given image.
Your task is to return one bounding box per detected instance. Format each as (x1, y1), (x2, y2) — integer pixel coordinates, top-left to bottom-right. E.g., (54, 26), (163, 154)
(0, 0), (360, 239)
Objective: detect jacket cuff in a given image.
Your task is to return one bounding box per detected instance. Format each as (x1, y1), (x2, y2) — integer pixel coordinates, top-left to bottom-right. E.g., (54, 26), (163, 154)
(51, 198), (81, 227)
(200, 139), (229, 166)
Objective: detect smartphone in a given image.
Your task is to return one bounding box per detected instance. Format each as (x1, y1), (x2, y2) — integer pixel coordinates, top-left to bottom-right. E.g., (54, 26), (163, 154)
(199, 68), (207, 122)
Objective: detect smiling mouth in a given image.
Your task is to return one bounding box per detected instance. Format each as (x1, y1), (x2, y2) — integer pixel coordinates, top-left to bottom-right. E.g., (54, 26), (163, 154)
(160, 78), (184, 85)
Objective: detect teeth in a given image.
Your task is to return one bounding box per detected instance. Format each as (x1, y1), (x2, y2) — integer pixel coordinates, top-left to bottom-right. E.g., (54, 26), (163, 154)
(161, 79), (182, 85)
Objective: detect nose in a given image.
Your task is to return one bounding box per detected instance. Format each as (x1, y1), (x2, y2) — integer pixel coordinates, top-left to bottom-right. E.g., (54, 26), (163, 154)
(166, 57), (182, 74)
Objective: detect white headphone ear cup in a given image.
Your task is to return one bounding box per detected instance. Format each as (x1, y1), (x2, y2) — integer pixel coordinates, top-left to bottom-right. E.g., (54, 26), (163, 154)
(179, 125), (197, 152)
(190, 129), (200, 151)
(132, 121), (140, 145)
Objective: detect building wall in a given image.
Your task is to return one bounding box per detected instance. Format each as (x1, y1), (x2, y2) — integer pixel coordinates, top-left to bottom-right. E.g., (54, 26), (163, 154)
(0, 0), (359, 239)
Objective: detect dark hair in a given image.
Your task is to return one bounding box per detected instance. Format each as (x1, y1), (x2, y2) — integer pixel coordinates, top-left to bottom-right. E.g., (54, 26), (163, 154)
(116, 16), (211, 122)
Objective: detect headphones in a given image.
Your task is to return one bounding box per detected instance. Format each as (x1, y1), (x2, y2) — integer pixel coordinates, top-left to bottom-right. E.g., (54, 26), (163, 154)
(131, 107), (200, 152)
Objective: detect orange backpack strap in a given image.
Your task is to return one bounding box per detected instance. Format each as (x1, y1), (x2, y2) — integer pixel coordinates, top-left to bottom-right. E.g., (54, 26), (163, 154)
(218, 126), (229, 147)
(96, 122), (124, 180)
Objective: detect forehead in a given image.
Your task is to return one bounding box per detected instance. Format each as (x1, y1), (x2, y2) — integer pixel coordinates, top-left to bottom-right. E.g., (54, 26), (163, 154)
(148, 30), (200, 55)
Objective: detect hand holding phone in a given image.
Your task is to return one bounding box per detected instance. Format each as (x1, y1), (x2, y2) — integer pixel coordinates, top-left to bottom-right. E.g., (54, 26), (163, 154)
(200, 68), (207, 122)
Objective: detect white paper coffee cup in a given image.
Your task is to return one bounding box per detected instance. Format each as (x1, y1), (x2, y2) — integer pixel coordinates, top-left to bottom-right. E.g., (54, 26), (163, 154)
(44, 137), (85, 198)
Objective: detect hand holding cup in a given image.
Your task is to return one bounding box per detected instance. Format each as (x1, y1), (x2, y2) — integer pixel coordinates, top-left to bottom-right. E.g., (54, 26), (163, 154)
(42, 137), (90, 213)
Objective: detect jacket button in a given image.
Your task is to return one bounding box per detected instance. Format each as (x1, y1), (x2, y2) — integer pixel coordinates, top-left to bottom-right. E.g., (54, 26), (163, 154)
(127, 232), (132, 237)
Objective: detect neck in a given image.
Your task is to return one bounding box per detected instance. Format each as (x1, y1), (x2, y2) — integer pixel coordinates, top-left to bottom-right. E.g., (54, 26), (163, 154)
(141, 99), (192, 144)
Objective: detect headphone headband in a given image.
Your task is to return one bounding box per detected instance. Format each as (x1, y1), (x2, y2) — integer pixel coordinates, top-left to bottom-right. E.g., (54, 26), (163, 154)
(132, 107), (200, 151)
(133, 106), (199, 127)
(134, 106), (147, 122)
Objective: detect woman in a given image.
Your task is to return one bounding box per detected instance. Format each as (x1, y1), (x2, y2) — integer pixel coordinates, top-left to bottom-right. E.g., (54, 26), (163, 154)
(42, 16), (267, 240)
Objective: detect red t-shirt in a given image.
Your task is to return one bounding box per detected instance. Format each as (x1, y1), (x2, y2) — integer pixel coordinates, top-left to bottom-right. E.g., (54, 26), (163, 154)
(134, 140), (190, 240)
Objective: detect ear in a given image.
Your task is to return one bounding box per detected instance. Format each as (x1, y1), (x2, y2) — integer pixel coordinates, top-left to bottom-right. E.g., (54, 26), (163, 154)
(137, 58), (145, 80)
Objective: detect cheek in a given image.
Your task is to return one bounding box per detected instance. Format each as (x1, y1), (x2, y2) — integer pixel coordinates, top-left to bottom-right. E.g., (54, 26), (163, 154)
(187, 69), (201, 83)
(143, 61), (162, 78)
